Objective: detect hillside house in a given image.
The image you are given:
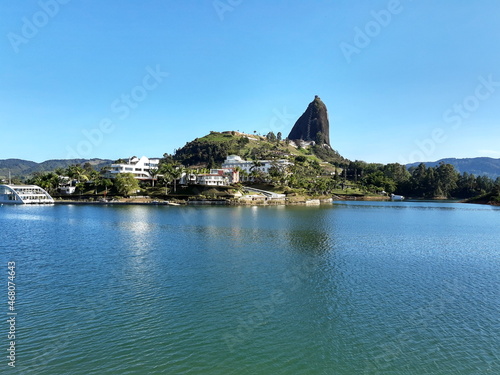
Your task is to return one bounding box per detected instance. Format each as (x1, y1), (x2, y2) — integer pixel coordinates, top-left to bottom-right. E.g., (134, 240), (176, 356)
(221, 155), (293, 180)
(107, 156), (160, 181)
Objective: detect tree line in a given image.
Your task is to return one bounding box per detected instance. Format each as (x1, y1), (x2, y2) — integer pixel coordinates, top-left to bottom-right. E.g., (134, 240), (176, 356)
(341, 161), (500, 198)
(26, 161), (192, 197)
(24, 155), (500, 201)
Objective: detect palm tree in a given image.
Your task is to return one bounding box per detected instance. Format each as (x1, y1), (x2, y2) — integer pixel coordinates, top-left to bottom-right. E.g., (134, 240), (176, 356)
(96, 166), (113, 195)
(92, 173), (113, 195)
(159, 163), (180, 193)
(54, 167), (66, 176)
(103, 179), (113, 196)
(30, 172), (59, 195)
(170, 166), (183, 193)
(249, 161), (264, 182)
(149, 167), (159, 187)
(67, 165), (89, 183)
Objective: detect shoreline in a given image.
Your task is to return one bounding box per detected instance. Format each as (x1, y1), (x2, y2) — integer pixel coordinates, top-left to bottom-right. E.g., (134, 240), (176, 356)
(54, 200), (177, 206)
(51, 195), (391, 206)
(7, 196), (496, 207)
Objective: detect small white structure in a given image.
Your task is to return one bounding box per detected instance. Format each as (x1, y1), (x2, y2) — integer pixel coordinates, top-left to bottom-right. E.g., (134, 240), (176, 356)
(196, 174), (228, 186)
(179, 173), (197, 185)
(107, 156), (161, 181)
(59, 186), (77, 195)
(243, 186), (286, 199)
(0, 185), (54, 204)
(305, 199), (321, 205)
(58, 177), (78, 195)
(390, 194), (405, 201)
(222, 155), (293, 180)
(191, 168), (239, 186)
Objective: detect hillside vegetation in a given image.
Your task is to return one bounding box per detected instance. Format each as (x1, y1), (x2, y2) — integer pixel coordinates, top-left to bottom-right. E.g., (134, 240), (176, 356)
(164, 132), (500, 200)
(5, 131), (500, 204)
(407, 157), (500, 179)
(170, 131), (346, 167)
(463, 185), (500, 205)
(0, 158), (112, 180)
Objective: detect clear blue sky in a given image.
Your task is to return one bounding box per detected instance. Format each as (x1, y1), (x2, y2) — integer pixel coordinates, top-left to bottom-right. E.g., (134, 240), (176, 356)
(2, 0), (500, 164)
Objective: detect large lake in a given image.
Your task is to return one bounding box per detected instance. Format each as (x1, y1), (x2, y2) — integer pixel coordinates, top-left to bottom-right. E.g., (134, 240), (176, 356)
(1, 201), (499, 374)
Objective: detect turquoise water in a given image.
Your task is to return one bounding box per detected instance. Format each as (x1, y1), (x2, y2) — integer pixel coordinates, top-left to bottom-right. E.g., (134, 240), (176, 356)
(1, 201), (499, 374)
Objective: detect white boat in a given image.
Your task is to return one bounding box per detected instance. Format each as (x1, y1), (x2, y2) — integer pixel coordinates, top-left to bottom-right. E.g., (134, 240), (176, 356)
(390, 194), (405, 201)
(0, 184), (54, 204)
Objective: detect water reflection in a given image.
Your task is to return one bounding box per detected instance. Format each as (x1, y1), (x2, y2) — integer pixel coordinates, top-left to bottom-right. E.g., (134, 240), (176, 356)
(334, 200), (500, 212)
(2, 203), (500, 374)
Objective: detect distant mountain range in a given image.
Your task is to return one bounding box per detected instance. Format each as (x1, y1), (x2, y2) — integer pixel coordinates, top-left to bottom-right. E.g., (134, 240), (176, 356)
(0, 158), (113, 180)
(406, 157), (500, 179)
(3, 156), (500, 181)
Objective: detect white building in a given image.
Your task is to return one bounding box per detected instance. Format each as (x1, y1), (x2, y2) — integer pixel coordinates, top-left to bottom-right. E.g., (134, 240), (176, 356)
(221, 155), (293, 179)
(196, 173), (228, 186)
(60, 185), (77, 195)
(0, 185), (54, 204)
(107, 156), (161, 181)
(180, 168), (239, 186)
(57, 177), (78, 195)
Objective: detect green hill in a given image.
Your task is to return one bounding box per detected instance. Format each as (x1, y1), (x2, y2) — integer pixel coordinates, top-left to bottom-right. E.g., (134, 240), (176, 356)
(407, 157), (500, 179)
(0, 159), (38, 178)
(171, 131), (346, 167)
(465, 188), (500, 205)
(0, 158), (112, 180)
